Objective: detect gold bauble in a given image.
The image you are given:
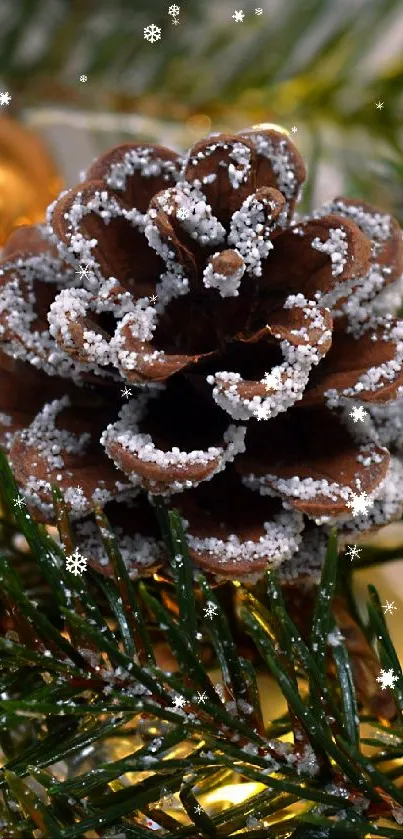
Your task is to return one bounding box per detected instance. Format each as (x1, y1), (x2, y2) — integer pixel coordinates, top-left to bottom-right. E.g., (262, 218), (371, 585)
(0, 115), (63, 246)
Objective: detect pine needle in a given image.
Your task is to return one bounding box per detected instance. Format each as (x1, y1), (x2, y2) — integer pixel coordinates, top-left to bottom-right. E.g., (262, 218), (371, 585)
(1, 450), (403, 837)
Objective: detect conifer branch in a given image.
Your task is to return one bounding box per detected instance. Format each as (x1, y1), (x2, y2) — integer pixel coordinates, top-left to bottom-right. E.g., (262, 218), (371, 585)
(1, 449), (403, 837)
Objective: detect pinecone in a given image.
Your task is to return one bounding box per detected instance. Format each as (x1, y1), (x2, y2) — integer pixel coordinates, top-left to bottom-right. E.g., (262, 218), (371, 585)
(1, 127), (403, 582)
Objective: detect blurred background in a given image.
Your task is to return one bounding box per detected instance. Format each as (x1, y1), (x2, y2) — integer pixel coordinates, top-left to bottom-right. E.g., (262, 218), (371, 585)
(0, 0), (402, 618)
(0, 0), (402, 246)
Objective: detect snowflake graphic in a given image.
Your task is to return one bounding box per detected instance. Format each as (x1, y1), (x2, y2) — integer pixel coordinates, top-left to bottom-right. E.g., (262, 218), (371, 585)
(196, 691), (207, 704)
(263, 370), (281, 391)
(376, 101), (384, 110)
(345, 544), (361, 561)
(0, 91), (12, 106)
(194, 804), (203, 814)
(291, 126), (298, 133)
(168, 3), (180, 15)
(144, 24), (162, 43)
(203, 601), (218, 619)
(121, 386), (132, 399)
(66, 549), (87, 576)
(13, 495), (26, 509)
(383, 601), (397, 615)
(75, 263), (92, 282)
(172, 694), (186, 709)
(346, 490), (373, 517)
(149, 294), (158, 305)
(349, 405), (368, 423)
(80, 75), (87, 83)
(376, 668), (398, 690)
(255, 7), (263, 14)
(232, 10), (245, 22)
(74, 485), (84, 496)
(254, 402), (270, 421)
(177, 206), (189, 220)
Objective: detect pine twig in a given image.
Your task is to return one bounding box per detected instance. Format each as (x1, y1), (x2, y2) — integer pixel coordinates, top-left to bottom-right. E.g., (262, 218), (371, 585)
(1, 450), (403, 837)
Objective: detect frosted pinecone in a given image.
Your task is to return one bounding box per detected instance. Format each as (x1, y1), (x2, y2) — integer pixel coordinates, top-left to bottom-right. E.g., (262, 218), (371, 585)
(0, 127), (402, 582)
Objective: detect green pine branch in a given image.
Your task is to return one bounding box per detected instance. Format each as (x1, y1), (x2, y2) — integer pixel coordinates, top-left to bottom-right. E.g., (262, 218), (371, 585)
(1, 448), (403, 837)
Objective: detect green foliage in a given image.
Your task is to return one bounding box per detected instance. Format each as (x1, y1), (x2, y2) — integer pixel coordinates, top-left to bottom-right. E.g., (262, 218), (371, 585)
(1, 450), (403, 837)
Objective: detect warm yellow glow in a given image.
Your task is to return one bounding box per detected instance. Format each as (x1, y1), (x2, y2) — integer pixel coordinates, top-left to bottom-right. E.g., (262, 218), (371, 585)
(203, 781), (265, 806)
(186, 114), (212, 135)
(251, 122), (290, 134)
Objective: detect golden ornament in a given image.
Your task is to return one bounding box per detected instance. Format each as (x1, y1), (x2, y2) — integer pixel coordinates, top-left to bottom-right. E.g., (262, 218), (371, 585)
(0, 115), (63, 246)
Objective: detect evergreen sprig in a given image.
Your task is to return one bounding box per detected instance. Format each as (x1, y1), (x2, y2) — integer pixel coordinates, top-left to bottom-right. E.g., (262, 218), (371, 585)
(1, 448), (403, 837)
